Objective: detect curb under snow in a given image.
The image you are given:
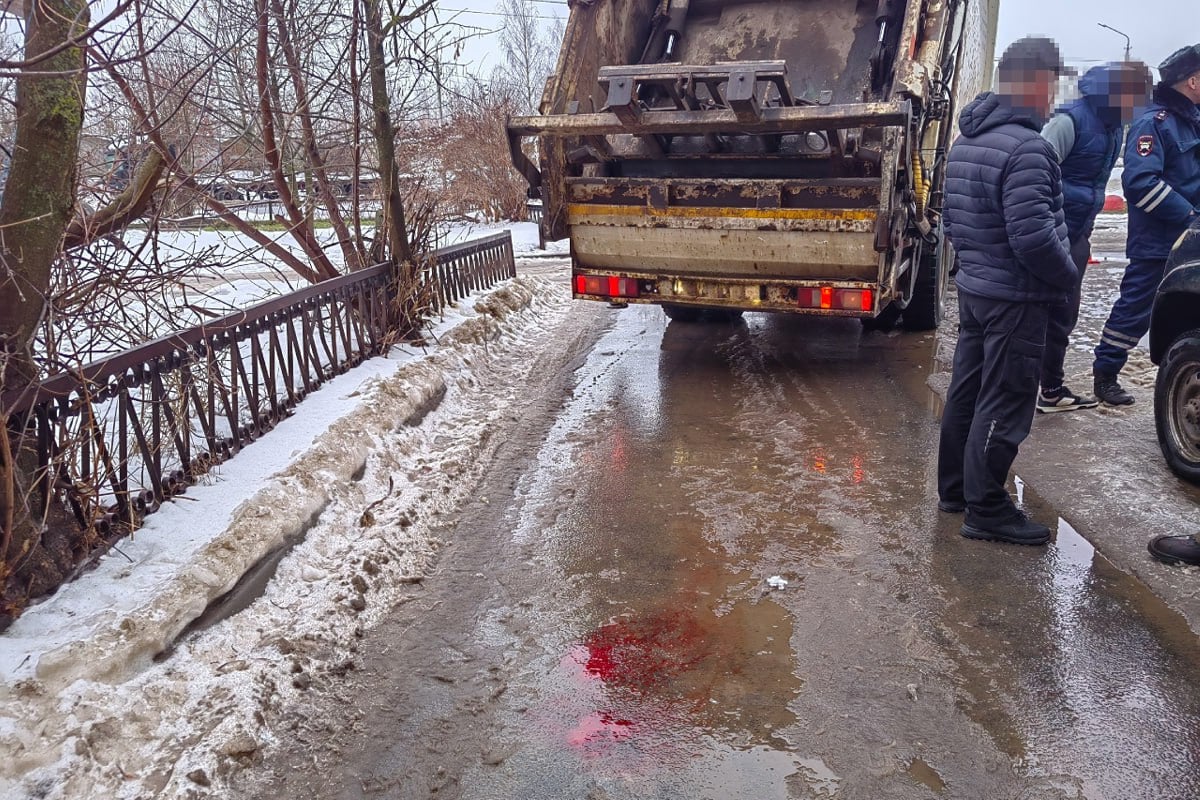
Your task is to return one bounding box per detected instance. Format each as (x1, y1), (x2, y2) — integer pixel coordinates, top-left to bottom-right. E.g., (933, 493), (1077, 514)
(0, 277), (551, 697)
(0, 275), (578, 798)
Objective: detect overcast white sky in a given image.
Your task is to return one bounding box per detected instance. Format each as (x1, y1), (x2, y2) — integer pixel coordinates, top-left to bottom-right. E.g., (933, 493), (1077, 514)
(434, 0), (568, 76)
(437, 0), (1191, 78)
(995, 0), (1187, 69)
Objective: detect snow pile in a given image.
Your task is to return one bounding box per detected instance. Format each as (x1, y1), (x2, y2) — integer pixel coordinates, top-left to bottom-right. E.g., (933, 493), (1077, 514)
(0, 275), (571, 799)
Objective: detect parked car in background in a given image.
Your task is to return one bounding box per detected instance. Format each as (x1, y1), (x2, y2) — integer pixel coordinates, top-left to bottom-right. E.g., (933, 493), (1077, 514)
(1150, 218), (1200, 483)
(198, 176), (246, 202)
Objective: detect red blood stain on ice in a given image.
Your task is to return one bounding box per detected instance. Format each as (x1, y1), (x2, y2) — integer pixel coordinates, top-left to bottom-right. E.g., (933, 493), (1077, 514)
(581, 610), (711, 689)
(557, 610), (719, 754)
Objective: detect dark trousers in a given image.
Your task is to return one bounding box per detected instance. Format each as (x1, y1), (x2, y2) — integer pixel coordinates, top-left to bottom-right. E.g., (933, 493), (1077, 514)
(938, 293), (1049, 524)
(1040, 235), (1090, 390)
(1093, 257), (1168, 376)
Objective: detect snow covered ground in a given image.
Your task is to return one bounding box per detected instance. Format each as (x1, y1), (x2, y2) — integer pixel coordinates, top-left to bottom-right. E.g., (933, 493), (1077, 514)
(0, 271), (575, 799)
(135, 219), (562, 304)
(59, 220), (566, 370)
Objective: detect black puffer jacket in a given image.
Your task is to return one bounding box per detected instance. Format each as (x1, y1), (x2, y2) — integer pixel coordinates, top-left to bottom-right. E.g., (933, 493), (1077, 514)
(944, 92), (1077, 303)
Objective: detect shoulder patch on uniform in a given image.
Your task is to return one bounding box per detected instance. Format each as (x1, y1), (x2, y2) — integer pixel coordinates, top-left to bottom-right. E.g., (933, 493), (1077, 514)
(1137, 135), (1154, 156)
(1156, 109), (1169, 121)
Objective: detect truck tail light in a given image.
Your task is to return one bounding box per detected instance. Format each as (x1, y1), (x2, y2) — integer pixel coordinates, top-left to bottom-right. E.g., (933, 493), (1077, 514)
(798, 287), (874, 312)
(575, 274), (640, 298)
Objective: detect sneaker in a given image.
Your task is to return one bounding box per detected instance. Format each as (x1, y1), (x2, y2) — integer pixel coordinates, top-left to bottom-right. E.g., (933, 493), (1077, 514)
(937, 498), (966, 513)
(1037, 385), (1099, 414)
(961, 511), (1051, 546)
(1147, 534), (1200, 566)
(1093, 372), (1135, 406)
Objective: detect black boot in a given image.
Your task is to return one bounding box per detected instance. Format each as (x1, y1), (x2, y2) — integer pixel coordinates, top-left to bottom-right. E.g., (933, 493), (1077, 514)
(1093, 371), (1134, 406)
(1148, 534), (1200, 566)
(961, 511), (1051, 546)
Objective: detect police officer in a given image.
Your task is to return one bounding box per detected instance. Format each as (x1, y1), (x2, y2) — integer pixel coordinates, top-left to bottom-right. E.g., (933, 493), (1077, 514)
(1093, 44), (1200, 405)
(937, 37), (1075, 546)
(1038, 61), (1152, 412)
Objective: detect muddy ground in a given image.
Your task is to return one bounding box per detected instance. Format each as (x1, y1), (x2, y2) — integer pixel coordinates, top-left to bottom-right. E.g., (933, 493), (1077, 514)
(235, 239), (1200, 800)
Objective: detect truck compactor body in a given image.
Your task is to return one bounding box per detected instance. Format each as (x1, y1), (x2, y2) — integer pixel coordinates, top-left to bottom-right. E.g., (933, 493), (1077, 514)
(508, 0), (1001, 329)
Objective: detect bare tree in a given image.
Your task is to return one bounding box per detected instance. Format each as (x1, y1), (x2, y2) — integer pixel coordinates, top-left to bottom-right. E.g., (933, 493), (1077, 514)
(493, 0), (558, 115)
(0, 0), (92, 617)
(436, 81), (529, 223)
(0, 0), (478, 623)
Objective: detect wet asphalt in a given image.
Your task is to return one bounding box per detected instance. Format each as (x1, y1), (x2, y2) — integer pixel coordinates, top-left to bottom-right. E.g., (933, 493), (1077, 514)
(249, 280), (1200, 799)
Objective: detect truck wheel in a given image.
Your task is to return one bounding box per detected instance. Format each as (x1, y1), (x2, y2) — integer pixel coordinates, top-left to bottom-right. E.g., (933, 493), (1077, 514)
(662, 304), (704, 323)
(861, 303), (902, 332)
(1155, 331), (1200, 484)
(902, 235), (949, 331)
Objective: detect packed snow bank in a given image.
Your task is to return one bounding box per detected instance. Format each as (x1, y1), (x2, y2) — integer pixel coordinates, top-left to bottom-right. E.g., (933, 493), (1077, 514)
(0, 275), (574, 799)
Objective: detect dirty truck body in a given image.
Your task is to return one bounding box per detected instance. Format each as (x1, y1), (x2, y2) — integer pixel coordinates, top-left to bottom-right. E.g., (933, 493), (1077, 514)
(508, 0), (1000, 329)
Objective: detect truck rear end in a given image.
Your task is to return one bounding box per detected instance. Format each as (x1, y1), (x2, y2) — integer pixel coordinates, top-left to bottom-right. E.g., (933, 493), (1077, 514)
(508, 0), (1000, 329)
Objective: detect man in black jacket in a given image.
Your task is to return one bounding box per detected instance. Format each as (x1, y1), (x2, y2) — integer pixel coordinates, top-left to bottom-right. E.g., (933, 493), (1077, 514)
(937, 37), (1077, 546)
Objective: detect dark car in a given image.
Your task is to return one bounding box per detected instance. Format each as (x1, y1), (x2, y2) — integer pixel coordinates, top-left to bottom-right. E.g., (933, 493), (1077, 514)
(1150, 217), (1200, 483)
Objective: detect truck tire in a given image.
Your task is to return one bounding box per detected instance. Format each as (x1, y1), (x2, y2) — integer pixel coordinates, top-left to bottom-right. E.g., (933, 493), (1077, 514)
(1155, 331), (1200, 484)
(861, 303), (902, 332)
(662, 304), (704, 323)
(662, 304), (742, 324)
(902, 235), (950, 331)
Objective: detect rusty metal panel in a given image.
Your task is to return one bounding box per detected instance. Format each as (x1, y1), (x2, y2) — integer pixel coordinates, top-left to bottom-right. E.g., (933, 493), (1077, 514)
(536, 0), (660, 240)
(569, 205), (876, 234)
(670, 0), (879, 104)
(571, 224), (879, 280)
(568, 177), (882, 211)
(510, 100), (912, 138)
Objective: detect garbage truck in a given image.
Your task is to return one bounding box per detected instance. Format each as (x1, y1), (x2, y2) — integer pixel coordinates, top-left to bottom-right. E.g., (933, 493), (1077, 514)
(508, 0), (1001, 329)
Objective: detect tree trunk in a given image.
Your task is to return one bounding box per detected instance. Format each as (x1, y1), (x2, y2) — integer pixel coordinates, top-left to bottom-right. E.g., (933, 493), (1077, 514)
(364, 0), (411, 268)
(0, 0), (90, 626)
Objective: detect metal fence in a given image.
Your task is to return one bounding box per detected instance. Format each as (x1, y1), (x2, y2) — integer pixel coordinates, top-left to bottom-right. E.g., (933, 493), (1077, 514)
(2, 231), (516, 538)
(426, 231), (516, 312)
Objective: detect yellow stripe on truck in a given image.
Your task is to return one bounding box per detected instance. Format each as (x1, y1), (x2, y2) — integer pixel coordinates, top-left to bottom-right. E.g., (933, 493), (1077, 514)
(567, 204), (877, 222)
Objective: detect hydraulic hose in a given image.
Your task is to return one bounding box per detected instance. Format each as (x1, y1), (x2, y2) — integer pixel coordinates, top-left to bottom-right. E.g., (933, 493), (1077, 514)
(912, 149), (930, 217)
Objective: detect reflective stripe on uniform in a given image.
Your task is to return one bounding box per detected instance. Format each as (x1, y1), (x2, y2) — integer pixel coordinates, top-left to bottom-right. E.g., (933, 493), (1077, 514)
(1144, 183), (1174, 213)
(1101, 330), (1139, 350)
(1136, 180), (1171, 210)
(1102, 326), (1141, 345)
(1100, 336), (1137, 351)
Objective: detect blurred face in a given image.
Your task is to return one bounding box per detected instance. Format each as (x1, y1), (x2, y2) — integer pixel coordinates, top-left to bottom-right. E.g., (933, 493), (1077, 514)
(1178, 71), (1200, 104)
(1113, 67), (1152, 123)
(999, 69), (1058, 119)
(1116, 90), (1142, 123)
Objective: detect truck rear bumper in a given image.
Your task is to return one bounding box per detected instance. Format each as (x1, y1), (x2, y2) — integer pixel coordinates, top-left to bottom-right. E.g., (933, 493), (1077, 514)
(573, 269), (880, 318)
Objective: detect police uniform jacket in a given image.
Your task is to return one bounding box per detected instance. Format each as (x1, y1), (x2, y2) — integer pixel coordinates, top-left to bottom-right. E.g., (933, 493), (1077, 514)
(1123, 85), (1200, 260)
(944, 92), (1076, 304)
